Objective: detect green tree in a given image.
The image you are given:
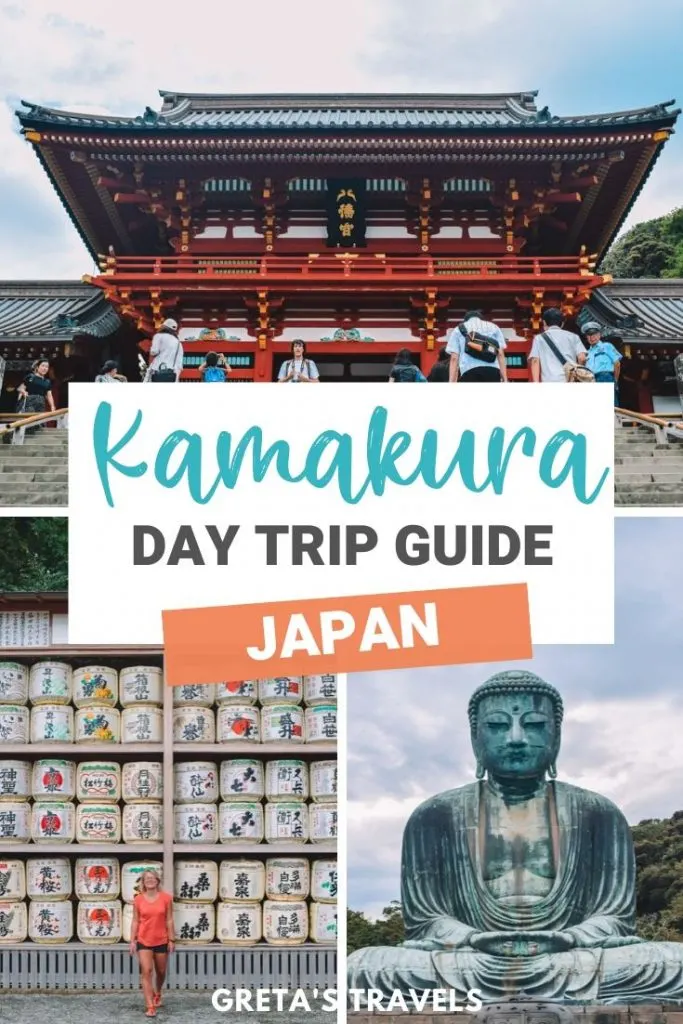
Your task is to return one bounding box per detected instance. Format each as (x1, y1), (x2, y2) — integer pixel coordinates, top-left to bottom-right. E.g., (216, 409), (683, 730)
(347, 902), (405, 953)
(601, 207), (683, 278)
(0, 518), (68, 592)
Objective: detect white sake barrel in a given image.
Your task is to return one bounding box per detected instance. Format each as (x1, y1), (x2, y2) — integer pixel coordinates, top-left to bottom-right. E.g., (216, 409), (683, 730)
(305, 705), (337, 744)
(310, 804), (337, 844)
(261, 705), (304, 744)
(311, 760), (337, 803)
(215, 681), (258, 705)
(0, 705), (29, 744)
(174, 804), (218, 845)
(75, 706), (120, 744)
(173, 707), (216, 744)
(265, 802), (308, 844)
(216, 705), (259, 743)
(0, 858), (25, 900)
(174, 762), (218, 804)
(259, 677), (303, 705)
(29, 899), (72, 943)
(219, 802), (264, 844)
(119, 666), (163, 707)
(31, 705), (74, 744)
(27, 858), (72, 900)
(0, 760), (31, 800)
(122, 901), (133, 941)
(310, 902), (337, 944)
(312, 860), (338, 903)
(303, 674), (337, 706)
(219, 859), (265, 902)
(72, 666), (118, 708)
(266, 858), (310, 901)
(122, 762), (163, 803)
(220, 759), (264, 802)
(0, 663), (29, 704)
(0, 902), (27, 943)
(76, 804), (121, 844)
(29, 662), (71, 705)
(78, 899), (122, 943)
(263, 899), (308, 945)
(121, 861), (163, 903)
(173, 684), (215, 707)
(174, 860), (218, 903)
(265, 760), (309, 802)
(0, 800), (30, 842)
(75, 858), (120, 900)
(32, 760), (75, 801)
(31, 800), (75, 844)
(174, 901), (215, 944)
(121, 707), (163, 744)
(123, 802), (163, 844)
(76, 762), (120, 803)
(217, 901), (262, 944)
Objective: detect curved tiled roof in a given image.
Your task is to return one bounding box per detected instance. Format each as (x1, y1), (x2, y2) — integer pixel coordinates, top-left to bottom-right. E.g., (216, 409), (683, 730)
(587, 280), (683, 343)
(17, 92), (680, 132)
(0, 282), (120, 341)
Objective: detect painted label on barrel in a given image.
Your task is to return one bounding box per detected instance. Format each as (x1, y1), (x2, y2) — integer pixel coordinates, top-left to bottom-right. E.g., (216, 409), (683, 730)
(173, 684), (216, 707)
(72, 667), (118, 708)
(30, 705), (74, 744)
(220, 759), (265, 801)
(173, 707), (216, 744)
(173, 902), (216, 943)
(75, 707), (120, 743)
(174, 762), (218, 804)
(217, 901), (262, 944)
(0, 800), (30, 841)
(309, 804), (338, 843)
(259, 678), (303, 705)
(77, 762), (120, 802)
(216, 705), (259, 743)
(219, 859), (265, 902)
(122, 763), (163, 803)
(310, 760), (338, 803)
(265, 858), (310, 901)
(265, 802), (308, 843)
(174, 804), (218, 844)
(0, 706), (29, 744)
(304, 706), (337, 743)
(0, 760), (31, 800)
(310, 901), (337, 944)
(119, 666), (163, 706)
(121, 861), (163, 903)
(123, 802), (163, 843)
(77, 900), (122, 942)
(218, 802), (264, 843)
(29, 662), (72, 704)
(215, 681), (258, 705)
(0, 901), (28, 943)
(0, 859), (25, 900)
(32, 760), (76, 801)
(174, 860), (218, 903)
(311, 859), (338, 903)
(0, 663), (28, 704)
(261, 705), (304, 744)
(27, 858), (72, 899)
(75, 858), (120, 899)
(28, 900), (73, 942)
(265, 760), (309, 801)
(76, 804), (121, 843)
(31, 800), (76, 843)
(122, 707), (163, 744)
(303, 674), (337, 706)
(263, 900), (308, 945)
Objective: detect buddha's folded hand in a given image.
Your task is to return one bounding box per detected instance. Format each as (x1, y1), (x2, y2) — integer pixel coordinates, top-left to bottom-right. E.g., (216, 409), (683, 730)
(470, 930), (576, 956)
(601, 935), (644, 948)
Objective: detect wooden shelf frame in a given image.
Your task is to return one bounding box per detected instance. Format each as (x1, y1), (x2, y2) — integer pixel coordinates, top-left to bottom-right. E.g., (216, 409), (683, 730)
(0, 648), (338, 948)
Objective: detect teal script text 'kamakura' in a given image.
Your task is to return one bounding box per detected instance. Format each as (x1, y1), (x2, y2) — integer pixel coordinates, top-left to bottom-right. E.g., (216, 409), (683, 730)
(92, 402), (610, 509)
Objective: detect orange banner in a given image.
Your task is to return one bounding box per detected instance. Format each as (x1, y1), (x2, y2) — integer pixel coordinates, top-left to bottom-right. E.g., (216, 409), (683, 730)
(162, 583), (532, 683)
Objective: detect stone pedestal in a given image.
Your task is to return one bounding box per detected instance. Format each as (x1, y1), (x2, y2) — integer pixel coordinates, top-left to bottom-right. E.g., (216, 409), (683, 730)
(349, 1004), (683, 1024)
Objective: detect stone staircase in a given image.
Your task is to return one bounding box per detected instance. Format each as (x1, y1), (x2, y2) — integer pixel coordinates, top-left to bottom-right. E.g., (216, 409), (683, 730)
(0, 429), (68, 506)
(615, 423), (683, 505)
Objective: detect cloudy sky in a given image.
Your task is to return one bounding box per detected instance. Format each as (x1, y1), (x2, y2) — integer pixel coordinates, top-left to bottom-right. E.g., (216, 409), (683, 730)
(0, 0), (682, 279)
(348, 516), (683, 919)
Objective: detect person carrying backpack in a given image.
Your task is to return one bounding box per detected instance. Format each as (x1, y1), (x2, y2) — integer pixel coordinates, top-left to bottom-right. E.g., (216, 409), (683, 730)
(445, 308), (508, 382)
(199, 352), (231, 382)
(427, 347), (450, 382)
(278, 340), (320, 383)
(388, 348), (427, 383)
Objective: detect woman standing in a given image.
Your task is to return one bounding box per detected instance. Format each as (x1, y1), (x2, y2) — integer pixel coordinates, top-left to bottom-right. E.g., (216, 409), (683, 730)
(17, 359), (56, 431)
(130, 870), (175, 1017)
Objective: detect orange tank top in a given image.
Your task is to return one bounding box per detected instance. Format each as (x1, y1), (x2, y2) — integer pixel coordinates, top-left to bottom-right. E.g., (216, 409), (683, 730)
(134, 891), (172, 947)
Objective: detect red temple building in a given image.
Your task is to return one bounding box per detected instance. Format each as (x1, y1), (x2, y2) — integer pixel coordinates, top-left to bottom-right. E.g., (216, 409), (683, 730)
(11, 90), (681, 396)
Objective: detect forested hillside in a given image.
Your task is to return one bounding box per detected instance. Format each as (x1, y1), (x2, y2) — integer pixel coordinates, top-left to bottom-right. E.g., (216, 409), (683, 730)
(601, 208), (683, 278)
(348, 811), (683, 951)
(0, 518), (68, 592)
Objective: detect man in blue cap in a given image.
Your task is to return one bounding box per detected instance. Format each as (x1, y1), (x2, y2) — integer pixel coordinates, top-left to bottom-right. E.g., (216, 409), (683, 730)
(582, 321), (621, 403)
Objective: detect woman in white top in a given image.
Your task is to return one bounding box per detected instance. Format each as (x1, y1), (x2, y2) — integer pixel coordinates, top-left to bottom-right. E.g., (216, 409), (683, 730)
(145, 319), (184, 382)
(278, 340), (320, 383)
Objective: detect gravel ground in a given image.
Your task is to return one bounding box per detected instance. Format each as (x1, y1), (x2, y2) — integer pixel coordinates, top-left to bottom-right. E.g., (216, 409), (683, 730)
(0, 992), (334, 1024)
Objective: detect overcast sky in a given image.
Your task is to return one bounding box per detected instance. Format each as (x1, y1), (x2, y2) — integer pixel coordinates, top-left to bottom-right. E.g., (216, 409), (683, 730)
(0, 0), (681, 279)
(348, 517), (683, 919)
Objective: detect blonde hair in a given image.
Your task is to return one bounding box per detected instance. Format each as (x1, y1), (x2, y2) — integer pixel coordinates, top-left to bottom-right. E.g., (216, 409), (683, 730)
(135, 869), (162, 894)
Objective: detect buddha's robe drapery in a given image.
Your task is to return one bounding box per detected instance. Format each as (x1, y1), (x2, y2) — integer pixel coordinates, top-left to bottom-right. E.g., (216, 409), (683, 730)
(348, 781), (683, 1003)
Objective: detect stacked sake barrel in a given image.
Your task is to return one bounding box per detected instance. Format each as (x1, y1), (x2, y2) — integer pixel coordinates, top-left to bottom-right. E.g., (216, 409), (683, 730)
(170, 856), (338, 946)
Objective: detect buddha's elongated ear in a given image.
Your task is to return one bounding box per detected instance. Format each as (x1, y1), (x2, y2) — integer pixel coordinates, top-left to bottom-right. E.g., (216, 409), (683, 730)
(475, 759), (486, 780)
(548, 762), (558, 779)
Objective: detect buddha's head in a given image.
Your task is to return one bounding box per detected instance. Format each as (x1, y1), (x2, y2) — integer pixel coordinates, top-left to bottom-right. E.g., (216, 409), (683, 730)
(468, 670), (563, 782)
